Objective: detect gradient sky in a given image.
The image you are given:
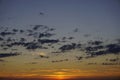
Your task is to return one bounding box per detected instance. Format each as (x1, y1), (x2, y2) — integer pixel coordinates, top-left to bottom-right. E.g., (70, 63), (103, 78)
(0, 0), (120, 79)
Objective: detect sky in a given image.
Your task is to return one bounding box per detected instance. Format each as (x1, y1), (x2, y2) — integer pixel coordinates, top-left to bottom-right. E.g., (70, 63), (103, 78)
(0, 0), (120, 79)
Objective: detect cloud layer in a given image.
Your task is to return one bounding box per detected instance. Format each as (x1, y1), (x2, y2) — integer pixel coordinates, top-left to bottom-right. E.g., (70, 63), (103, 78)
(0, 25), (120, 65)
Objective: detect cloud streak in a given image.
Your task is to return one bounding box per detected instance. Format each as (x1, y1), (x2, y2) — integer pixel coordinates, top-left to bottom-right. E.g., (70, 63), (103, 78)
(0, 52), (20, 58)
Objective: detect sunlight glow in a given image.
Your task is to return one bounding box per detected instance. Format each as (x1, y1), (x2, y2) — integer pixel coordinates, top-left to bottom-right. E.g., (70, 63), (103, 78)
(46, 71), (75, 80)
(47, 75), (73, 80)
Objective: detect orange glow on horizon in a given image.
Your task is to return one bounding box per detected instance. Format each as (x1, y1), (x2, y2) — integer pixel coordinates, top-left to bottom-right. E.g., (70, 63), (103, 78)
(0, 69), (120, 79)
(44, 71), (69, 80)
(45, 75), (76, 80)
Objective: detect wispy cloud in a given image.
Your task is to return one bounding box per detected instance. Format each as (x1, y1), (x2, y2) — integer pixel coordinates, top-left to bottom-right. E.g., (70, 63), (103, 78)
(0, 52), (20, 58)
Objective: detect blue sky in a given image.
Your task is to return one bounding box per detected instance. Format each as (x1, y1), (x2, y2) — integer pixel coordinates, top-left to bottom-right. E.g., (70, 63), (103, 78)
(0, 0), (120, 38)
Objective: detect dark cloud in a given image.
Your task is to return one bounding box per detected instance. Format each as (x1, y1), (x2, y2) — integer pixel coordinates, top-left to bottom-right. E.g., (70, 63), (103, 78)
(59, 43), (76, 52)
(2, 37), (52, 50)
(6, 42), (25, 47)
(88, 40), (103, 45)
(2, 47), (8, 50)
(20, 38), (26, 42)
(25, 42), (42, 50)
(68, 37), (74, 40)
(26, 25), (56, 39)
(12, 29), (18, 32)
(39, 55), (49, 58)
(27, 32), (38, 38)
(49, 28), (56, 31)
(0, 52), (20, 58)
(62, 37), (74, 40)
(52, 59), (68, 63)
(76, 56), (83, 60)
(85, 46), (104, 52)
(6, 37), (13, 42)
(102, 63), (120, 65)
(109, 59), (119, 62)
(39, 12), (45, 16)
(0, 25), (58, 52)
(0, 32), (15, 36)
(85, 41), (120, 58)
(0, 37), (3, 41)
(32, 25), (46, 30)
(39, 33), (54, 38)
(34, 54), (49, 59)
(85, 40), (104, 53)
(106, 44), (120, 54)
(91, 50), (107, 56)
(20, 29), (24, 33)
(38, 39), (59, 44)
(86, 48), (120, 58)
(59, 43), (81, 52)
(60, 37), (74, 43)
(73, 28), (79, 32)
(107, 58), (119, 62)
(7, 41), (47, 50)
(27, 29), (33, 33)
(85, 46), (105, 57)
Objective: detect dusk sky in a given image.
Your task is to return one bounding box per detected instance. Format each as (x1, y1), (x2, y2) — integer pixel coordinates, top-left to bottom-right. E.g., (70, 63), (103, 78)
(0, 0), (120, 80)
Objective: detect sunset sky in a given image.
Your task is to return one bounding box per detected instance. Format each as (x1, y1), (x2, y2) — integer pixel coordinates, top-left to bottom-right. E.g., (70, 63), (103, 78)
(0, 0), (120, 79)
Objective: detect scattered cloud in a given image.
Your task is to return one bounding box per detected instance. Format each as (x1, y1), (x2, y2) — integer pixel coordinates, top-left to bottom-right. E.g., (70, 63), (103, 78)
(59, 43), (81, 52)
(0, 26), (120, 64)
(38, 39), (59, 44)
(106, 58), (119, 62)
(39, 33), (54, 38)
(106, 43), (120, 54)
(0, 52), (20, 58)
(73, 28), (79, 32)
(0, 32), (15, 36)
(88, 40), (103, 45)
(84, 40), (120, 58)
(12, 29), (18, 32)
(52, 59), (68, 63)
(0, 37), (3, 41)
(39, 12), (45, 16)
(102, 63), (120, 65)
(33, 25), (44, 30)
(76, 56), (83, 60)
